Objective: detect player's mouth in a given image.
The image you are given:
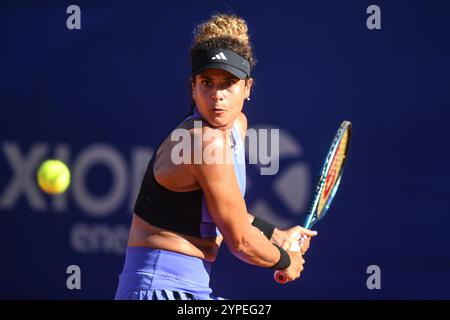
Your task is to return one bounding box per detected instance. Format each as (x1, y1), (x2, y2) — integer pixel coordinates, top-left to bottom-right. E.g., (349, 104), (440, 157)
(211, 107), (227, 114)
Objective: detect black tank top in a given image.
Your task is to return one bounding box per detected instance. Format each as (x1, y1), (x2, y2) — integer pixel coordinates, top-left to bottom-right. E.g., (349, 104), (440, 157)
(133, 106), (246, 238)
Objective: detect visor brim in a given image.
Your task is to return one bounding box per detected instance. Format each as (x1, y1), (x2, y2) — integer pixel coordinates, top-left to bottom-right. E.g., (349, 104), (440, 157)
(192, 63), (248, 80)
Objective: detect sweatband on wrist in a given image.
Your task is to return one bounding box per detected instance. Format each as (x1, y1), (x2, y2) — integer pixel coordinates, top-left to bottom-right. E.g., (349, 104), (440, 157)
(251, 216), (275, 240)
(271, 244), (291, 270)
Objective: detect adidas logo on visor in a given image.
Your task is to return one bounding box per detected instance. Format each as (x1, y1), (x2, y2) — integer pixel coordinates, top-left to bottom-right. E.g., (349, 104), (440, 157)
(211, 52), (227, 60)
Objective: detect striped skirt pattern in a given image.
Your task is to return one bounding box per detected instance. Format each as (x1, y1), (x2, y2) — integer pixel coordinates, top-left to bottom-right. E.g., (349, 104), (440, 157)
(115, 246), (224, 300)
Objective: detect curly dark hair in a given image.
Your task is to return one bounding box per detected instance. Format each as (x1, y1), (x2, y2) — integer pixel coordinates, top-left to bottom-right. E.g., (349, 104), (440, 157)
(190, 14), (257, 71)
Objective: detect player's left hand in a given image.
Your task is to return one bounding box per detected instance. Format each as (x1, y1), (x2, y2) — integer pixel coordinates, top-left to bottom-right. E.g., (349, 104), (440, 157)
(274, 226), (317, 255)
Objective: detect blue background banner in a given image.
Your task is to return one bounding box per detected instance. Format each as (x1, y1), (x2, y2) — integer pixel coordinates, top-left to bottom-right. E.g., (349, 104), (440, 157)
(1, 0), (449, 299)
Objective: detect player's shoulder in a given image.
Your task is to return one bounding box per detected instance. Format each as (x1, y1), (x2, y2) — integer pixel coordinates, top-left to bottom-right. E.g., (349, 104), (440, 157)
(180, 118), (228, 150)
(235, 112), (247, 130)
(234, 112), (247, 141)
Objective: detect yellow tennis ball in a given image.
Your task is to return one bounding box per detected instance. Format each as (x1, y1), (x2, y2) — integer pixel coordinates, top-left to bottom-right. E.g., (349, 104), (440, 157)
(37, 160), (71, 194)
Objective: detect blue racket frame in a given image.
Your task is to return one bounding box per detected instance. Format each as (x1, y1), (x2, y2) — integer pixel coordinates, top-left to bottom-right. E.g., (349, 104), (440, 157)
(303, 121), (352, 229)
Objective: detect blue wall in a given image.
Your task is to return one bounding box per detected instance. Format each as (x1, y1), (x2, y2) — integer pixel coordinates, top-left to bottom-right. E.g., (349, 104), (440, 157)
(1, 0), (449, 299)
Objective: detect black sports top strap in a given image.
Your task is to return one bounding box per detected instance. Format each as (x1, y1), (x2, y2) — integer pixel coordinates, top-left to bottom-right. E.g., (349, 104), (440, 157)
(133, 106), (214, 238)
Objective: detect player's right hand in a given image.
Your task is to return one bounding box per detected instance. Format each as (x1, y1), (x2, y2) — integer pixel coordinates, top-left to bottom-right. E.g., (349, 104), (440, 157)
(276, 251), (305, 283)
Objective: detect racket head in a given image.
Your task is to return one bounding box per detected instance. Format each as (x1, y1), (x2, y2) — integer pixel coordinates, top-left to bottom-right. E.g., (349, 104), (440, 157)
(303, 121), (352, 229)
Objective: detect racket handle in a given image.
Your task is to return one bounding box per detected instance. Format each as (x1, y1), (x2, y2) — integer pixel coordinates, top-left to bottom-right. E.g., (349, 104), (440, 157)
(273, 238), (303, 284)
(274, 270), (289, 284)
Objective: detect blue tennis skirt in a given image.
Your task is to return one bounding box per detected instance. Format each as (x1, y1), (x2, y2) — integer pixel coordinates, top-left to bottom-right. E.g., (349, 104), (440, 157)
(114, 246), (224, 300)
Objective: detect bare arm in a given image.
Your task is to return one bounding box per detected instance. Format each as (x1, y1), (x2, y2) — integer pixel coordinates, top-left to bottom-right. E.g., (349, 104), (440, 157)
(246, 212), (284, 245)
(237, 114), (288, 246)
(187, 125), (281, 268)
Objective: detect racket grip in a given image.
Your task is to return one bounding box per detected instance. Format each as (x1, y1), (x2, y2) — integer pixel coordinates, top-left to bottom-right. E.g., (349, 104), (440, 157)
(273, 239), (303, 284)
(274, 270), (289, 284)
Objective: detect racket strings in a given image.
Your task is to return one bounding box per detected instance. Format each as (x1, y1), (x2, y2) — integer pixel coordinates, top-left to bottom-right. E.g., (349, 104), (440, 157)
(317, 129), (350, 215)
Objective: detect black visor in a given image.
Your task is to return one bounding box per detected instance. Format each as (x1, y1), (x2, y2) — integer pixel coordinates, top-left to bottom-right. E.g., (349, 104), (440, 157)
(191, 48), (251, 79)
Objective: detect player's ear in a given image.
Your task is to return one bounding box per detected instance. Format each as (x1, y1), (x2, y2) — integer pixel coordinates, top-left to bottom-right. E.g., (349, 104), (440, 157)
(245, 77), (253, 99)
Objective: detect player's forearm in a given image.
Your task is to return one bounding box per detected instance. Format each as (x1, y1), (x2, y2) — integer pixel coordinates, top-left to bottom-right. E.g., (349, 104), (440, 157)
(228, 225), (281, 268)
(246, 212), (283, 245)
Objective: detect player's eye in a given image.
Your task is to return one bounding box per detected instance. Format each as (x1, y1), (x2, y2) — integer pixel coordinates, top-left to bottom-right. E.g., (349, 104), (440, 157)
(201, 80), (212, 87)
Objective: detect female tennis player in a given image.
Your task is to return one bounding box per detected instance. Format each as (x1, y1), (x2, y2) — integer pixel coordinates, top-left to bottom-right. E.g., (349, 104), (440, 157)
(115, 13), (317, 300)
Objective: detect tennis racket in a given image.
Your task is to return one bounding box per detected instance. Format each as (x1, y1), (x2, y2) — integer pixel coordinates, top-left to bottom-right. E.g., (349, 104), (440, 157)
(274, 120), (352, 284)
